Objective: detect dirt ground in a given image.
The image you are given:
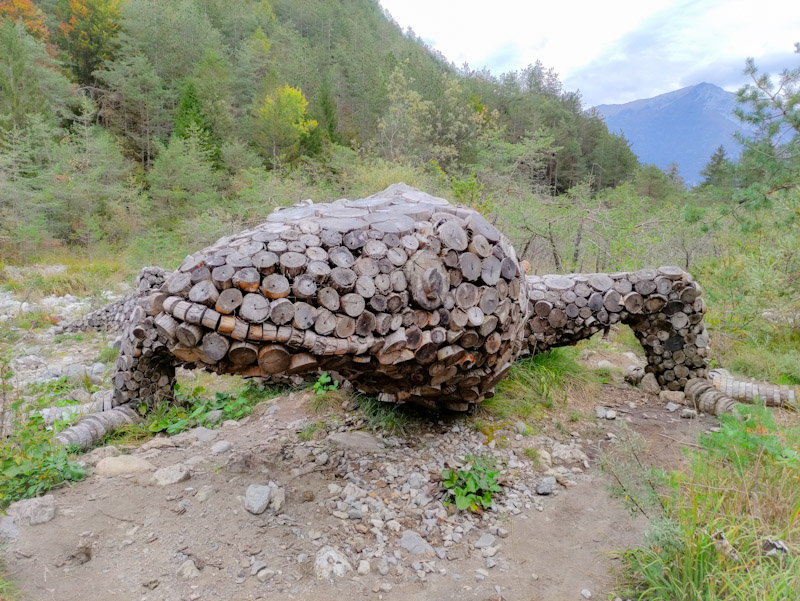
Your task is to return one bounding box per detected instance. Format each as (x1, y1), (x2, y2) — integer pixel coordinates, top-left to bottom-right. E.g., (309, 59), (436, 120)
(1, 373), (719, 601)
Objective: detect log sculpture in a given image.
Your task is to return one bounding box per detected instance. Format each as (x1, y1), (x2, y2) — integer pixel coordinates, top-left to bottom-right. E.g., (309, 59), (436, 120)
(104, 184), (711, 414)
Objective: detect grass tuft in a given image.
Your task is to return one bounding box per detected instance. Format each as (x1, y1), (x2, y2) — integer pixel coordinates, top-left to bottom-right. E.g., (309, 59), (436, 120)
(482, 348), (597, 419)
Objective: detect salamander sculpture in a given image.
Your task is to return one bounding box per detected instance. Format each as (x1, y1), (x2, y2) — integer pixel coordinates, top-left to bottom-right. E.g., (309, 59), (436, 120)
(109, 183), (710, 414)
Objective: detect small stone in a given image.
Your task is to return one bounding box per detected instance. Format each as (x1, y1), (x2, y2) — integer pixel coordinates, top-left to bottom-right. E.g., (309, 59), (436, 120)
(640, 373), (660, 395)
(514, 420), (531, 435)
(486, 557), (497, 569)
(154, 464), (190, 486)
(315, 452), (329, 465)
(474, 533), (496, 549)
(0, 516), (19, 540)
(244, 484), (272, 515)
(581, 589), (592, 599)
(536, 476), (556, 495)
(594, 406), (607, 419)
(680, 408), (697, 419)
(398, 530), (435, 556)
(268, 482), (285, 512)
(83, 445), (120, 467)
(95, 456), (155, 476)
(190, 426), (218, 442)
(250, 560), (267, 575)
(605, 410), (617, 420)
(659, 390), (686, 404)
(357, 559), (371, 575)
(210, 440), (232, 454)
(140, 437), (175, 451)
(497, 527), (509, 538)
(203, 409), (224, 426)
(256, 568), (275, 582)
(314, 547), (353, 579)
(6, 495), (56, 526)
(379, 583), (393, 592)
(222, 419), (240, 429)
(326, 431), (382, 452)
(665, 402), (681, 413)
(597, 360), (613, 369)
(177, 559), (200, 579)
(475, 568), (489, 580)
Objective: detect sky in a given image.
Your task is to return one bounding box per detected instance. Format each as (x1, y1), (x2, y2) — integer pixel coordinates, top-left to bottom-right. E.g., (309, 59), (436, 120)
(378, 0), (800, 106)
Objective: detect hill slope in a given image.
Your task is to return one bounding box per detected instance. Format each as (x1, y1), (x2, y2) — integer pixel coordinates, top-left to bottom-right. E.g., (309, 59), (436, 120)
(596, 83), (748, 185)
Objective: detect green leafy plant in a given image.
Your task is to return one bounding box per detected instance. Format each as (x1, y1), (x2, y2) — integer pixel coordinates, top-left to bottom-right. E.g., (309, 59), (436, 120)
(441, 454), (502, 512)
(312, 372), (339, 395)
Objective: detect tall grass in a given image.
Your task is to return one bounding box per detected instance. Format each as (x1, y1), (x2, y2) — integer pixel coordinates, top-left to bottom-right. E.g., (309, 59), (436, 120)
(617, 404), (800, 600)
(482, 347), (597, 419)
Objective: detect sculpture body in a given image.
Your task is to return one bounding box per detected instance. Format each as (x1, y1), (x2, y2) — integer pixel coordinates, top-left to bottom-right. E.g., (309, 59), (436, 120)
(110, 184), (710, 412)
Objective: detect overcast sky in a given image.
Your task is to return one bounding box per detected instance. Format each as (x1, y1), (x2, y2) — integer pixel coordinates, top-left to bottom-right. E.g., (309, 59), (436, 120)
(379, 0), (800, 106)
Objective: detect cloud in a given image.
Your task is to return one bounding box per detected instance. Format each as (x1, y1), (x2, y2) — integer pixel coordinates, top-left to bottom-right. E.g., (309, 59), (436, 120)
(380, 0), (800, 106)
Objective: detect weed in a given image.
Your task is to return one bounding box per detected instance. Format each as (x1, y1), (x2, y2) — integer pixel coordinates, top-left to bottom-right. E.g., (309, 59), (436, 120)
(522, 447), (541, 466)
(95, 345), (119, 365)
(355, 395), (410, 436)
(143, 382), (280, 435)
(483, 348), (596, 419)
(298, 422), (324, 441)
(312, 372), (339, 395)
(615, 403), (800, 600)
(441, 454), (502, 512)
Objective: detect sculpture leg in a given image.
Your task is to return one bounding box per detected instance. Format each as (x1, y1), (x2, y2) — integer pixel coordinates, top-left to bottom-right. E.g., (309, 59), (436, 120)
(523, 269), (710, 391)
(112, 305), (176, 409)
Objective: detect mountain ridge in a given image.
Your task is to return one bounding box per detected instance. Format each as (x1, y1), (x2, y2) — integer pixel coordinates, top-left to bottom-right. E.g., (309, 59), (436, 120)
(595, 83), (748, 185)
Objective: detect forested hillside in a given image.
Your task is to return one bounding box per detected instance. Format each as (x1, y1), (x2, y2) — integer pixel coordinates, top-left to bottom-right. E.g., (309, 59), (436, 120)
(0, 0), (799, 383)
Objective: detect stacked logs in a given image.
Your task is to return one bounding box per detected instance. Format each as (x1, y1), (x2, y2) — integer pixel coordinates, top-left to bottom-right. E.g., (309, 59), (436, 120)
(522, 267), (709, 391)
(57, 266), (168, 334)
(709, 368), (797, 408)
(109, 184), (711, 412)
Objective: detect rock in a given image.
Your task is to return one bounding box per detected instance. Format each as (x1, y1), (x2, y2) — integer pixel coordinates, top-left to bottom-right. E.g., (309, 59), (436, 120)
(195, 485), (213, 502)
(474, 533), (496, 549)
(514, 420), (531, 435)
(659, 390), (686, 404)
(594, 406), (607, 419)
(538, 449), (552, 468)
(624, 365), (645, 385)
(581, 589), (592, 599)
(597, 360), (614, 369)
(398, 530), (435, 556)
(640, 373), (660, 395)
(665, 402), (681, 413)
(250, 560), (267, 575)
(7, 495), (56, 526)
(680, 408), (697, 419)
(140, 437), (175, 451)
(190, 426), (218, 442)
(222, 419), (240, 429)
(95, 456), (155, 476)
(154, 464), (190, 486)
(497, 527), (510, 539)
(210, 440), (232, 454)
(203, 409), (224, 426)
(315, 452), (329, 465)
(326, 431), (383, 452)
(536, 476), (556, 495)
(177, 559), (200, 579)
(605, 410), (617, 420)
(83, 445), (120, 467)
(268, 482), (285, 512)
(314, 547), (353, 579)
(357, 559), (371, 575)
(550, 443), (589, 467)
(244, 484), (272, 515)
(256, 568), (275, 582)
(0, 516), (19, 540)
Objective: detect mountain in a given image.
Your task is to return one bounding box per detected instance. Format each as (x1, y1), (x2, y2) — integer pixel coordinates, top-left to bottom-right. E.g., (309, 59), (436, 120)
(595, 83), (749, 186)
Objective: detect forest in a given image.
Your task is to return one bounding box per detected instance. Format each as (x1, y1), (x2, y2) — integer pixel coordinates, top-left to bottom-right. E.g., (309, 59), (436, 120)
(0, 0), (798, 383)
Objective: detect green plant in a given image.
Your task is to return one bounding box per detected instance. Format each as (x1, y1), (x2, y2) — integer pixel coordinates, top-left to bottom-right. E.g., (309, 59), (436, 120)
(312, 372), (339, 395)
(143, 381), (281, 434)
(0, 410), (85, 510)
(483, 348), (596, 419)
(355, 395), (410, 436)
(298, 422), (324, 441)
(95, 345), (119, 365)
(522, 447), (541, 466)
(441, 454), (502, 512)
